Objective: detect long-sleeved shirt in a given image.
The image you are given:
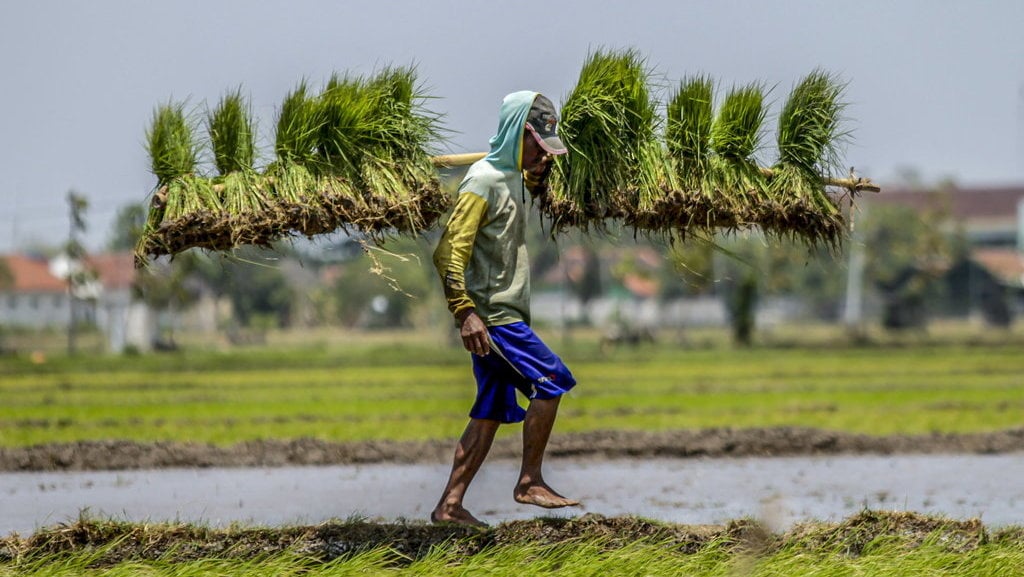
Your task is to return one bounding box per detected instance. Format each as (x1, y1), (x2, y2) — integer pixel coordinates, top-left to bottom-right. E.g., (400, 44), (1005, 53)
(433, 159), (532, 326)
(433, 91), (546, 327)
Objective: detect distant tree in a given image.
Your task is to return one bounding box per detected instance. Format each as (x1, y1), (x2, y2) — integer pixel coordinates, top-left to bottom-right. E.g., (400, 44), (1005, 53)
(861, 201), (964, 330)
(0, 259), (11, 289)
(727, 269), (758, 346)
(108, 203), (147, 251)
(65, 190), (92, 355)
(661, 238), (716, 299)
(194, 248), (296, 329)
(332, 239), (434, 329)
(566, 243), (603, 325)
(133, 252), (202, 348)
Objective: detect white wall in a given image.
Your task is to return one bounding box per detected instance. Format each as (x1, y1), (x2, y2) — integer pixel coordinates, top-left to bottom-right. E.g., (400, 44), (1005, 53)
(0, 291), (69, 328)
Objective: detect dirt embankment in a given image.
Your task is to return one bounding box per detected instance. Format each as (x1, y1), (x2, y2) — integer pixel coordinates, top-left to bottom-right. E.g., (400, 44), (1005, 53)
(1, 511), (1010, 567)
(3, 427), (1024, 472)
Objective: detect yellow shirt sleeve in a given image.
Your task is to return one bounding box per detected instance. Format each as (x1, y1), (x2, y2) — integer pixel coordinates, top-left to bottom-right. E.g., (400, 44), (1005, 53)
(433, 191), (488, 320)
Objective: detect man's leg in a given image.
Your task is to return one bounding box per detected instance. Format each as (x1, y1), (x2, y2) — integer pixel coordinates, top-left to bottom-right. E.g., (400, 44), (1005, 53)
(431, 417), (500, 526)
(513, 396), (580, 508)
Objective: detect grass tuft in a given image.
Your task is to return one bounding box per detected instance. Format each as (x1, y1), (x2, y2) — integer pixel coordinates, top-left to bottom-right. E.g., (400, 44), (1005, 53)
(3, 513), (1021, 576)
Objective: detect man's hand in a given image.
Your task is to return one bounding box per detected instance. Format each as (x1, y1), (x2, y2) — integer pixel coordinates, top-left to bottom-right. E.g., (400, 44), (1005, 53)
(458, 309), (490, 356)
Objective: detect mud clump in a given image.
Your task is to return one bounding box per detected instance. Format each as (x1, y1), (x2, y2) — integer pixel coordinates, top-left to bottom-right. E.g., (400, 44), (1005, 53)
(3, 427), (1024, 472)
(784, 509), (988, 555)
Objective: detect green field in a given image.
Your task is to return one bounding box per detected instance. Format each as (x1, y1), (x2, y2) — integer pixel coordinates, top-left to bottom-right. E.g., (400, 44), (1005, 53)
(2, 335), (1022, 447)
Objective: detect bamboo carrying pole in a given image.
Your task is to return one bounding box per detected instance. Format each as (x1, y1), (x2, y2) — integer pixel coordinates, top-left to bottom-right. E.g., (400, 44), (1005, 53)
(430, 152), (881, 193)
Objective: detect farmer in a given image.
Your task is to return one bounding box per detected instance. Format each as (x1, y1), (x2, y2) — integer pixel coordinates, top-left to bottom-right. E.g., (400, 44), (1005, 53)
(431, 91), (579, 526)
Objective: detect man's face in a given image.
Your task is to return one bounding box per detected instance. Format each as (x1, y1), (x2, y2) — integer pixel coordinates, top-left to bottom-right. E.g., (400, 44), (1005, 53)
(522, 128), (552, 174)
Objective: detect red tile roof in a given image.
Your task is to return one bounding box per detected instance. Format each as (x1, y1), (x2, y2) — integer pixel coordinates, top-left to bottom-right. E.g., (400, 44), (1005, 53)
(0, 255), (66, 293)
(1, 252), (137, 294)
(86, 252), (136, 290)
(867, 186), (1024, 221)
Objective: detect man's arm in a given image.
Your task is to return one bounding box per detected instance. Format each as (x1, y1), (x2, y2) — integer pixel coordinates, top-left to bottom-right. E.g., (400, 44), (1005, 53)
(433, 191), (491, 356)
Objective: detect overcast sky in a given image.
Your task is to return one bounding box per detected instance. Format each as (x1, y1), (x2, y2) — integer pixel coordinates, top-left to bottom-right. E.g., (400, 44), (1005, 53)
(2, 1), (1023, 252)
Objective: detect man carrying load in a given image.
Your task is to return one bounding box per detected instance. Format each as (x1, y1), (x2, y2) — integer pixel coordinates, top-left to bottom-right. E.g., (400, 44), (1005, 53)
(431, 92), (579, 526)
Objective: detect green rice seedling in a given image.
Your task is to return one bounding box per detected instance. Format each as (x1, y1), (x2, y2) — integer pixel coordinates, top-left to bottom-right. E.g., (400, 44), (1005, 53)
(666, 75), (715, 187)
(146, 101), (201, 186)
(207, 89), (268, 246)
(775, 70), (847, 184)
(363, 67), (446, 233)
(274, 81), (322, 167)
(657, 75), (740, 235)
(262, 163), (316, 237)
(317, 72), (371, 177)
(363, 66), (440, 163)
(551, 48), (662, 228)
(137, 101), (203, 265)
(207, 88), (256, 176)
(709, 83), (769, 214)
(157, 176), (235, 252)
(769, 70), (849, 248)
(314, 66), (445, 236)
(160, 176), (201, 225)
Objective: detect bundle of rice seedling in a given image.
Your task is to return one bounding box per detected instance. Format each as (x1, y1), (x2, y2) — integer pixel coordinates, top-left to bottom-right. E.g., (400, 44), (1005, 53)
(666, 75), (715, 188)
(273, 81), (321, 167)
(659, 75), (731, 234)
(707, 83), (769, 225)
(766, 70), (849, 247)
(147, 101), (201, 185)
(546, 48), (664, 230)
(136, 101), (204, 265)
(133, 66), (448, 267)
(209, 88), (256, 175)
(309, 66), (446, 237)
(207, 89), (276, 247)
(155, 175), (233, 252)
(263, 82), (330, 236)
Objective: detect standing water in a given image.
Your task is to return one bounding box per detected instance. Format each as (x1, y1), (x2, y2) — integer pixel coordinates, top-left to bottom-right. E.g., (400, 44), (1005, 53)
(3, 454), (1023, 536)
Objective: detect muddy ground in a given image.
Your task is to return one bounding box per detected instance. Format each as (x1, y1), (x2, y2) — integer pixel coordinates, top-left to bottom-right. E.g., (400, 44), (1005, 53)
(2, 510), (1016, 567)
(3, 427), (1024, 472)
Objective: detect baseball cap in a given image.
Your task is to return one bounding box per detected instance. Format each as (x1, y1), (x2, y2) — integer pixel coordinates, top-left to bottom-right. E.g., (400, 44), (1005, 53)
(526, 94), (567, 155)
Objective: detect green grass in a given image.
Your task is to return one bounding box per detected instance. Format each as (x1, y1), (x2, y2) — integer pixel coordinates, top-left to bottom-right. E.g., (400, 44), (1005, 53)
(1, 339), (1022, 447)
(3, 513), (1022, 577)
(12, 542), (1021, 577)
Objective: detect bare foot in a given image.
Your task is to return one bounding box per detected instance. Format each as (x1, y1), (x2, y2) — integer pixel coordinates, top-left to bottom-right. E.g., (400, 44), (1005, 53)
(430, 505), (488, 527)
(513, 483), (581, 509)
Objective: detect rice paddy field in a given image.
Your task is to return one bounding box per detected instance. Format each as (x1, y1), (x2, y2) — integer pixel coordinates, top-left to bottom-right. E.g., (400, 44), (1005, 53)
(1, 332), (1022, 448)
(3, 331), (1023, 574)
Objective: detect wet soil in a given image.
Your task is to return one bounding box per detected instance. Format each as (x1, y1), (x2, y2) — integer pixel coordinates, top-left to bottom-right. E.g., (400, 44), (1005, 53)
(3, 427), (1024, 472)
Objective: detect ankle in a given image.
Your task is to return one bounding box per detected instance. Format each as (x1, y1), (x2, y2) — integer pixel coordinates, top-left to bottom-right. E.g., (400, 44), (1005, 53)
(437, 496), (464, 511)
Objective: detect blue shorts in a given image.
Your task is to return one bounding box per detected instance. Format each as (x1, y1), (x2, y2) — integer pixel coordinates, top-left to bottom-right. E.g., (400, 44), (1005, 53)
(469, 322), (576, 424)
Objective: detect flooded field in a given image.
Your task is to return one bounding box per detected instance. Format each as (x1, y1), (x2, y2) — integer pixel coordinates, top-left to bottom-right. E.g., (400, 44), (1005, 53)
(4, 453), (1023, 536)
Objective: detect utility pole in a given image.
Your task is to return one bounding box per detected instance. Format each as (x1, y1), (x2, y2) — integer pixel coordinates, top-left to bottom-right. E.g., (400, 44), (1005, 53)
(843, 204), (866, 334)
(67, 190), (88, 356)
